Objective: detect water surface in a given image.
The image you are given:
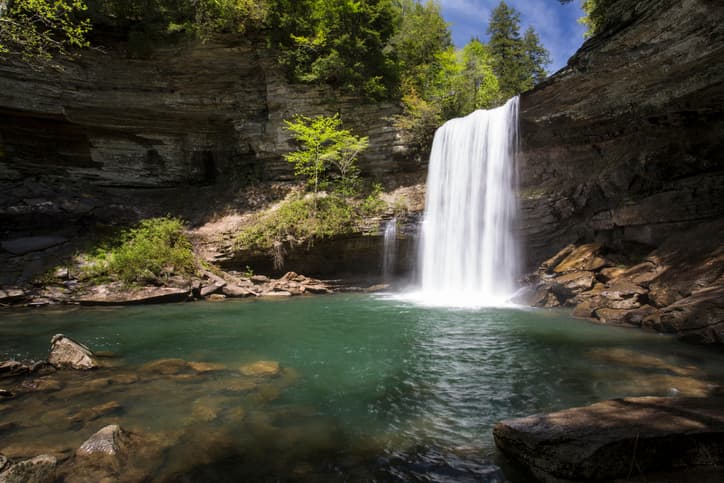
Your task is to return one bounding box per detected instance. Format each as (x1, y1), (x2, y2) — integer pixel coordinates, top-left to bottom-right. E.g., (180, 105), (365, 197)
(1, 295), (722, 481)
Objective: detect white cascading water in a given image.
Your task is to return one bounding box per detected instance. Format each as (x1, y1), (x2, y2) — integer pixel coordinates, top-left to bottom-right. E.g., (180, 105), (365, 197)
(382, 218), (397, 282)
(415, 96), (520, 307)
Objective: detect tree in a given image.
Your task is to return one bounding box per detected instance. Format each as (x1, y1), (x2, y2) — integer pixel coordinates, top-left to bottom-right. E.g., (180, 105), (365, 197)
(271, 0), (398, 99)
(559, 0), (610, 37)
(0, 0), (91, 64)
(283, 114), (369, 200)
(522, 27), (551, 86)
(487, 1), (550, 97)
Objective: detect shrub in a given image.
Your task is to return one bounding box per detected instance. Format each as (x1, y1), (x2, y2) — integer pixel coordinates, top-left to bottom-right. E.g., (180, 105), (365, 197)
(85, 217), (196, 284)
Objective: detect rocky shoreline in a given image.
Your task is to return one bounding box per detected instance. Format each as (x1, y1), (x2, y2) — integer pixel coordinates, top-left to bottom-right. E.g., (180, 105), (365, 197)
(516, 219), (724, 345)
(0, 269), (338, 309)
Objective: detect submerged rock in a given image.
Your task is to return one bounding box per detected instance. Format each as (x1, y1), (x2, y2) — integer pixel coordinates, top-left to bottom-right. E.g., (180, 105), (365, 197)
(47, 334), (99, 370)
(0, 454), (57, 483)
(69, 401), (122, 424)
(139, 358), (190, 376)
(239, 361), (281, 378)
(493, 396), (724, 482)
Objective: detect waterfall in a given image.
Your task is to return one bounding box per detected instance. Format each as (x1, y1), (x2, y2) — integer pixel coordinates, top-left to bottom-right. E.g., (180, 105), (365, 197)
(382, 218), (397, 282)
(416, 97), (520, 306)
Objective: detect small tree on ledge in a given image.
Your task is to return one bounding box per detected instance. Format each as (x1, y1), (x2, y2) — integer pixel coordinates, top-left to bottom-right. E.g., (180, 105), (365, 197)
(283, 113), (369, 200)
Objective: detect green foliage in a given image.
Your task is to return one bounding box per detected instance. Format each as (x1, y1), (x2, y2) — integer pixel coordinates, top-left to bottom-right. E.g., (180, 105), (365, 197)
(84, 217), (196, 285)
(560, 0), (611, 37)
(283, 113), (369, 197)
(0, 0), (91, 63)
(236, 195), (350, 251)
(488, 1), (551, 98)
(270, 0), (398, 99)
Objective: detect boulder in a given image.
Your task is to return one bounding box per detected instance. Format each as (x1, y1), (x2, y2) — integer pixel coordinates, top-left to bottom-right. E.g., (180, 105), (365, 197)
(250, 275), (270, 284)
(553, 244), (607, 274)
(262, 291), (292, 298)
(76, 425), (128, 457)
(303, 284), (333, 294)
(0, 454), (57, 483)
(47, 335), (99, 370)
(0, 236), (67, 255)
(221, 284), (254, 298)
(493, 396), (724, 482)
(657, 287), (724, 344)
(0, 454), (6, 472)
(200, 283), (224, 297)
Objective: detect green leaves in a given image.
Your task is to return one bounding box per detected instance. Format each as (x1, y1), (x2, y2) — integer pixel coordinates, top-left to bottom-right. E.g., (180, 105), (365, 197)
(283, 113), (368, 196)
(0, 0), (91, 64)
(488, 1), (551, 98)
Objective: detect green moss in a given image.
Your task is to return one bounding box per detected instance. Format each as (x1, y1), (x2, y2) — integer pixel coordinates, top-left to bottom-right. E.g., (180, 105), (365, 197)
(84, 217), (196, 285)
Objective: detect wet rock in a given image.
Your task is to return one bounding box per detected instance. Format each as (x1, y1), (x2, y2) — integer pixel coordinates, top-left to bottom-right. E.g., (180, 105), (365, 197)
(221, 284), (254, 298)
(553, 244), (607, 274)
(207, 293), (226, 301)
(20, 377), (62, 393)
(0, 389), (16, 400)
(587, 348), (701, 378)
(69, 401), (123, 424)
(75, 286), (190, 306)
(239, 360), (281, 378)
(593, 308), (631, 325)
(657, 287), (724, 345)
(493, 396), (724, 482)
(0, 289), (25, 304)
(187, 361), (225, 373)
(0, 454), (57, 483)
(76, 425), (128, 457)
(622, 305), (660, 327)
(199, 283), (224, 297)
(304, 284), (333, 294)
(139, 358), (189, 376)
(572, 301), (594, 318)
(0, 455), (6, 472)
(48, 334), (99, 370)
(0, 361), (31, 378)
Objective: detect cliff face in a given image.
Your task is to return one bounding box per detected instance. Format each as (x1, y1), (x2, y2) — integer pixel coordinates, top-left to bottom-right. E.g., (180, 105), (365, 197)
(0, 36), (409, 234)
(517, 0), (724, 343)
(0, 36), (415, 284)
(518, 0), (724, 268)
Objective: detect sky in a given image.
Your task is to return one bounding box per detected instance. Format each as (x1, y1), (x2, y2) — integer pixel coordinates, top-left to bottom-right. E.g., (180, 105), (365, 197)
(437, 0), (587, 73)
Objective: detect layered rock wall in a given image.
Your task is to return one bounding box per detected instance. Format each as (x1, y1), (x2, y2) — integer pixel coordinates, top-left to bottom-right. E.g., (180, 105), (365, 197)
(0, 36), (409, 236)
(518, 0), (724, 269)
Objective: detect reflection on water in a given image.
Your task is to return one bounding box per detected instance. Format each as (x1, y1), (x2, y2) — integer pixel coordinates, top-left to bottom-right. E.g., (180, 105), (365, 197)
(1, 295), (722, 481)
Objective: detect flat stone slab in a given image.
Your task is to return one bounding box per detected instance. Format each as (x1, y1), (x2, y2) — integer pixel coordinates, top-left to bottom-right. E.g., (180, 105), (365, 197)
(1, 236), (67, 255)
(493, 396), (724, 482)
(75, 287), (189, 306)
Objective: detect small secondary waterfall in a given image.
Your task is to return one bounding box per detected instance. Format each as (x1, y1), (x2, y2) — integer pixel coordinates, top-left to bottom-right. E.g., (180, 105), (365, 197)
(382, 218), (397, 282)
(417, 97), (520, 306)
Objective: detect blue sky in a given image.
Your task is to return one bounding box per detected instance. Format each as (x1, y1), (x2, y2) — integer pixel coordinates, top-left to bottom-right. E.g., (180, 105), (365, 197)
(437, 0), (587, 73)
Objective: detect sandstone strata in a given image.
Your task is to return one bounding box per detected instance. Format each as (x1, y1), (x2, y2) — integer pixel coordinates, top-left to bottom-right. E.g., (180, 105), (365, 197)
(518, 0), (724, 272)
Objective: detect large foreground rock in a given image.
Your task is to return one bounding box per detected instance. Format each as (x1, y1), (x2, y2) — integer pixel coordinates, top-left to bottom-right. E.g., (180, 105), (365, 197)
(48, 335), (98, 370)
(493, 396), (724, 482)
